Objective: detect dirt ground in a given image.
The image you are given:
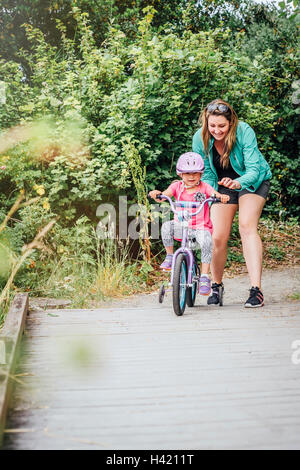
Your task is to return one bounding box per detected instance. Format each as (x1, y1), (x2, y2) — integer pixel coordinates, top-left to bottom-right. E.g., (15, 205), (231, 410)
(95, 265), (300, 310)
(27, 265), (299, 312)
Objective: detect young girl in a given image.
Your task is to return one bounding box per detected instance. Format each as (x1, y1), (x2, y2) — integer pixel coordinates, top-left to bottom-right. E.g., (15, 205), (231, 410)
(149, 152), (229, 295)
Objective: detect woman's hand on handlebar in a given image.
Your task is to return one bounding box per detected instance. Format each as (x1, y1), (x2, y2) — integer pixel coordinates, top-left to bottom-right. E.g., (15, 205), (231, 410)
(148, 190), (163, 202)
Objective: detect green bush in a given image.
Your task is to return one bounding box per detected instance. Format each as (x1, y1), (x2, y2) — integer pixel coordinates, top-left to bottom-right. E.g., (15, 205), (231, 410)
(0, 4), (298, 298)
(1, 6), (298, 219)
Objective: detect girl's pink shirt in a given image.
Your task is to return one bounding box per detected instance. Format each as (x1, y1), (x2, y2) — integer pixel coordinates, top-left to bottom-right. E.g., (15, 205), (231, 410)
(167, 180), (215, 233)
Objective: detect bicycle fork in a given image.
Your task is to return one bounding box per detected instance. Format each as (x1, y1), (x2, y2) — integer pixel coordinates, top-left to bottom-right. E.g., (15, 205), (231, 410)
(170, 248), (195, 288)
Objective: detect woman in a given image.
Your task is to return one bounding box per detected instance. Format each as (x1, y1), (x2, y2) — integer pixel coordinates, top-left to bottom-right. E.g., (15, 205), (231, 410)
(192, 99), (272, 307)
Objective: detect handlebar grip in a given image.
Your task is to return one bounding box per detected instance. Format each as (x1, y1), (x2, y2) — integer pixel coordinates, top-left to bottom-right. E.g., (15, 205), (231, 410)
(148, 192), (163, 200)
(211, 197), (221, 203)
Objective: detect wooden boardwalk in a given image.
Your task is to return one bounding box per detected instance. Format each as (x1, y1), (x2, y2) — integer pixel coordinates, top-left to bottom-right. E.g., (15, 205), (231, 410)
(2, 288), (300, 450)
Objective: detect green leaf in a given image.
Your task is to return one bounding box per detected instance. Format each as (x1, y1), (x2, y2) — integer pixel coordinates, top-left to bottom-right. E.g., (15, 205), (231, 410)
(160, 132), (171, 142)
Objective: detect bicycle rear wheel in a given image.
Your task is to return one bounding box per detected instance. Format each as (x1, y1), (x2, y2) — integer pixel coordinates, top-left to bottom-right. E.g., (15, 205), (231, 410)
(173, 253), (188, 316)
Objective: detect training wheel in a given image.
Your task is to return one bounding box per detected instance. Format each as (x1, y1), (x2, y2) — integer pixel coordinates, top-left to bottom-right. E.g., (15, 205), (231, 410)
(159, 285), (165, 303)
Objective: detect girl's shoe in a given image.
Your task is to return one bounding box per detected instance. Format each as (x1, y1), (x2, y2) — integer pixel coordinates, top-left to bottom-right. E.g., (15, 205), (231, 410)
(244, 286), (264, 308)
(160, 254), (173, 270)
(207, 282), (224, 305)
(199, 276), (211, 296)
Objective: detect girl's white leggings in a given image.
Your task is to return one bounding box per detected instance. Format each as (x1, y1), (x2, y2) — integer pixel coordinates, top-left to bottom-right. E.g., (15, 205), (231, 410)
(161, 221), (213, 264)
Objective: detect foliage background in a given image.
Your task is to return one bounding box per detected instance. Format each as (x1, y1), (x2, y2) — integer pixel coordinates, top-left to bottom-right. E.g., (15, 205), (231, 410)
(0, 0), (299, 298)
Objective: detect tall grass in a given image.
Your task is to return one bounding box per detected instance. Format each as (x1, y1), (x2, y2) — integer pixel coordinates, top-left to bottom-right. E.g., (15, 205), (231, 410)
(29, 227), (142, 308)
(0, 203), (146, 317)
(94, 236), (139, 299)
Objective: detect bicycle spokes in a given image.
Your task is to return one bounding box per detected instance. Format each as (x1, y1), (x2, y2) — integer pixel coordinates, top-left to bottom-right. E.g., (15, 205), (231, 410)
(172, 253), (188, 316)
(179, 262), (187, 310)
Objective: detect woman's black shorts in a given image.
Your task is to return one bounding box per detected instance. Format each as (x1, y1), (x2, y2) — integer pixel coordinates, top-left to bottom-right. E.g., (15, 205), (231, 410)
(216, 180), (270, 205)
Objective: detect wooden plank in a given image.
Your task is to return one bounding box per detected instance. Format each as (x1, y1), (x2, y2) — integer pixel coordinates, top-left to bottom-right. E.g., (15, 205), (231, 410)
(2, 297), (300, 450)
(0, 293), (29, 446)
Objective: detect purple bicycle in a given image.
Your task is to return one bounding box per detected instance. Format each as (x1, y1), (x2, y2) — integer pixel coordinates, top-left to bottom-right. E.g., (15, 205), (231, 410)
(156, 194), (221, 316)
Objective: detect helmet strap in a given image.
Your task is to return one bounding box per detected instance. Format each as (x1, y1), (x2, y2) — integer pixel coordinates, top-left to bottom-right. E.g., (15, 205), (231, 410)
(177, 180), (201, 201)
(183, 180), (201, 189)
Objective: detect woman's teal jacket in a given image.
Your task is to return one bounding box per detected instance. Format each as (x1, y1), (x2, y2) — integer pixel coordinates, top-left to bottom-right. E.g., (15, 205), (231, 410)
(192, 121), (272, 192)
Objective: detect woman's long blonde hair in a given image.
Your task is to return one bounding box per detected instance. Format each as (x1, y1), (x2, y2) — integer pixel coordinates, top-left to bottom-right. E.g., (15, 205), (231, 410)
(200, 99), (238, 168)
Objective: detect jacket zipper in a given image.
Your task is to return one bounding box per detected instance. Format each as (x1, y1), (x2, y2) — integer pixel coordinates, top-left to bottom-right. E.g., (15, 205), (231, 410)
(208, 150), (218, 183)
(233, 152), (242, 168)
(231, 152), (242, 175)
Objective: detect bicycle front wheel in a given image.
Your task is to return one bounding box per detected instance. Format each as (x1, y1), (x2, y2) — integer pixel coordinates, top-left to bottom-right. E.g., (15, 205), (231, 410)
(173, 253), (188, 316)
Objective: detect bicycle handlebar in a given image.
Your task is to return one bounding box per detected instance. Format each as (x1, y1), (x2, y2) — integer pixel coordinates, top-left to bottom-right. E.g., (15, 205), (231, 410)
(154, 193), (221, 217)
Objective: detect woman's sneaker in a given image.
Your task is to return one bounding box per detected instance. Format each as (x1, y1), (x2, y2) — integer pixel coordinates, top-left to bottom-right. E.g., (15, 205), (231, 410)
(160, 254), (173, 271)
(207, 282), (224, 305)
(244, 286), (264, 308)
(199, 276), (211, 296)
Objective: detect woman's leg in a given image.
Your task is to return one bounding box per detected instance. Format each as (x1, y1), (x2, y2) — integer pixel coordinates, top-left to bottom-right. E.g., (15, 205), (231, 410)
(238, 194), (266, 289)
(210, 203), (238, 283)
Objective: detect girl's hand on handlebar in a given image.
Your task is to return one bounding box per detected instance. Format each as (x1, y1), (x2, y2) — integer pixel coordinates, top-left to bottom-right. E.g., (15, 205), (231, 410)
(220, 194), (230, 204)
(214, 191), (230, 204)
(148, 190), (162, 202)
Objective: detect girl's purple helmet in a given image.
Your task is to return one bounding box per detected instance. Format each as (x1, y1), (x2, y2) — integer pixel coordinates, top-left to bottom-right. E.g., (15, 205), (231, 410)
(176, 152), (205, 175)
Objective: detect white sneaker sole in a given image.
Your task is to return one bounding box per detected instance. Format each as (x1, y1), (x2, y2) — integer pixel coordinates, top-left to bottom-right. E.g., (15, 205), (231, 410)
(244, 302), (264, 308)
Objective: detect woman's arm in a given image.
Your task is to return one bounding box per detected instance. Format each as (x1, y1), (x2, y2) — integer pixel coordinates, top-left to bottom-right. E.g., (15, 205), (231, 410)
(218, 125), (261, 191)
(234, 125), (261, 190)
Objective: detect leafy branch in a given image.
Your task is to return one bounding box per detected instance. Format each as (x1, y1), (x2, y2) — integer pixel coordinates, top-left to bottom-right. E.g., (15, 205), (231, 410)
(0, 218), (58, 307)
(123, 137), (152, 263)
